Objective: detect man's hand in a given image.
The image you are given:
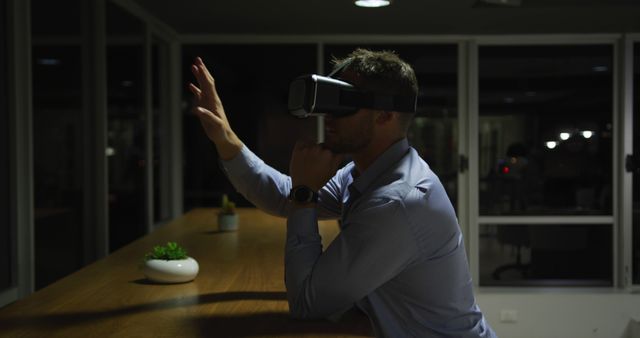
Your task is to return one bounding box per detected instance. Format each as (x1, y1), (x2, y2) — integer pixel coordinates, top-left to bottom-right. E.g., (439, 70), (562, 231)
(290, 141), (344, 192)
(189, 57), (242, 160)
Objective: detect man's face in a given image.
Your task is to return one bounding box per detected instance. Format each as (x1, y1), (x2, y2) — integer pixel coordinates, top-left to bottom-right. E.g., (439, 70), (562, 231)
(322, 69), (376, 154)
(323, 109), (375, 154)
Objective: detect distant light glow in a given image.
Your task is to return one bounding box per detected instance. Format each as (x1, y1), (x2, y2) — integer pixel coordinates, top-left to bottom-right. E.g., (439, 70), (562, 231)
(37, 58), (61, 66)
(504, 97), (515, 103)
(559, 132), (570, 141)
(121, 80), (134, 87)
(354, 0), (391, 7)
(546, 141), (558, 149)
(581, 130), (593, 139)
(525, 91), (537, 97)
(592, 65), (608, 72)
(502, 166), (510, 174)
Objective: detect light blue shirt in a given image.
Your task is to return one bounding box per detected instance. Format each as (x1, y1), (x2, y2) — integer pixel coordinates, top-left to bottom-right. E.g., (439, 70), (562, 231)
(222, 139), (496, 338)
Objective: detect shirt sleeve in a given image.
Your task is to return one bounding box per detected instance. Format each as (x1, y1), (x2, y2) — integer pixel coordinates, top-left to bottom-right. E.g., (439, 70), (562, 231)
(315, 164), (351, 220)
(221, 145), (345, 219)
(284, 199), (419, 319)
(220, 145), (292, 217)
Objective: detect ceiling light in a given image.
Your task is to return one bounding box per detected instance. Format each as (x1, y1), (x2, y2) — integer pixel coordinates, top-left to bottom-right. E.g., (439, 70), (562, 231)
(355, 0), (391, 8)
(581, 130), (593, 139)
(559, 132), (570, 141)
(546, 141), (557, 149)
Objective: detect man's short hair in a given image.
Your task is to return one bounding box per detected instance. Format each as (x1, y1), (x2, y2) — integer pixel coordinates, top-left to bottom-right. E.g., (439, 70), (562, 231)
(331, 49), (419, 132)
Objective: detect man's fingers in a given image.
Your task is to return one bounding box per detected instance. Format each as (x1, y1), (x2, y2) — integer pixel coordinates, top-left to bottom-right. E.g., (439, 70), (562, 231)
(294, 140), (316, 151)
(194, 106), (223, 125)
(188, 83), (202, 98)
(197, 57), (216, 86)
(193, 57), (216, 93)
(191, 58), (213, 93)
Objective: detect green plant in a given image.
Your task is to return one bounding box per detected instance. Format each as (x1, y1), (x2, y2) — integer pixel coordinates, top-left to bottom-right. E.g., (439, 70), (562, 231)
(220, 194), (236, 214)
(144, 242), (188, 261)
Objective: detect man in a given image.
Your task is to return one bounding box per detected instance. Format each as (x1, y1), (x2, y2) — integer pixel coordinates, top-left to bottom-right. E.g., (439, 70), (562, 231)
(189, 49), (496, 338)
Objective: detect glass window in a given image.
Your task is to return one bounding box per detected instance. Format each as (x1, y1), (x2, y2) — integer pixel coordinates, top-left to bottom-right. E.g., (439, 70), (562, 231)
(31, 0), (81, 37)
(152, 37), (171, 224)
(479, 224), (612, 286)
(1, 0), (12, 292)
(324, 44), (459, 208)
(182, 45), (317, 210)
(478, 45), (613, 216)
(32, 0), (85, 289)
(633, 42), (640, 285)
(106, 2), (146, 251)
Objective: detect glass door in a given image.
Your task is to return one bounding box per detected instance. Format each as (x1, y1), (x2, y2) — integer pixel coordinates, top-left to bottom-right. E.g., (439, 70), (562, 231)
(476, 43), (615, 286)
(31, 0), (86, 290)
(151, 36), (172, 225)
(106, 2), (147, 252)
(632, 41), (639, 286)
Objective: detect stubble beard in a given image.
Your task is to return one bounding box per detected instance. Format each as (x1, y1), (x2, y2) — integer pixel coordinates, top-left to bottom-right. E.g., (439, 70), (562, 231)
(324, 116), (374, 154)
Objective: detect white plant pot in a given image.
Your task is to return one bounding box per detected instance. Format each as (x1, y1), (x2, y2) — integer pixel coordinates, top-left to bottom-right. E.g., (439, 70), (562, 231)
(218, 213), (239, 232)
(142, 257), (199, 284)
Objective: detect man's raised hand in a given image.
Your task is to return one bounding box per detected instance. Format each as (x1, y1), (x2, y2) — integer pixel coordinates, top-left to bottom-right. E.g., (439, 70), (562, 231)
(189, 57), (242, 160)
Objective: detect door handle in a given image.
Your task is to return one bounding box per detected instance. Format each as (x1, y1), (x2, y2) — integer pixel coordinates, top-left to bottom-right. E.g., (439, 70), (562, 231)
(626, 154), (640, 173)
(459, 154), (469, 173)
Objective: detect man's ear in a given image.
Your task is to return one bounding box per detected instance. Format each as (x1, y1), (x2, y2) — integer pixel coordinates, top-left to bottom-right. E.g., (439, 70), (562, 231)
(375, 110), (395, 125)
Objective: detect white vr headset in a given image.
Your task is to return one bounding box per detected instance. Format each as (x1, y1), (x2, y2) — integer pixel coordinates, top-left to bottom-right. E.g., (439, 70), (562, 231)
(287, 61), (417, 118)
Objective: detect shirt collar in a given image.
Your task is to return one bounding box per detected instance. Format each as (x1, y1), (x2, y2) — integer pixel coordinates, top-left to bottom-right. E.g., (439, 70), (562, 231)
(350, 138), (410, 196)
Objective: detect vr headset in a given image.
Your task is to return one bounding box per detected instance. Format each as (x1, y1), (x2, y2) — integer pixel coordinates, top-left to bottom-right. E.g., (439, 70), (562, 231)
(287, 73), (417, 118)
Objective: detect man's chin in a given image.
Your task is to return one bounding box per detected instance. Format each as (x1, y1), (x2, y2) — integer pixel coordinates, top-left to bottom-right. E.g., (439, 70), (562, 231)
(327, 143), (365, 155)
(323, 140), (349, 154)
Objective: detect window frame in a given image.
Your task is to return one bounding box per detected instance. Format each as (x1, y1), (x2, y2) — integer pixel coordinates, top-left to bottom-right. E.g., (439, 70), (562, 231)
(622, 34), (640, 290)
(471, 35), (621, 289)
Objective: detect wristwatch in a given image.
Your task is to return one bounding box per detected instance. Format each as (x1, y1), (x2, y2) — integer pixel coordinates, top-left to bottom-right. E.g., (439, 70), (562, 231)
(288, 185), (319, 204)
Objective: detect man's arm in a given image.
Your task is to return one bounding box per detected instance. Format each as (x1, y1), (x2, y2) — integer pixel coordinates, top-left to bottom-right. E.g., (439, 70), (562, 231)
(190, 57), (292, 215)
(190, 58), (343, 217)
(284, 200), (418, 319)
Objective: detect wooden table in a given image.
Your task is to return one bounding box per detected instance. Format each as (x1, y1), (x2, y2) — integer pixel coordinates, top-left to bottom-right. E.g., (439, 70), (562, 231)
(0, 208), (372, 337)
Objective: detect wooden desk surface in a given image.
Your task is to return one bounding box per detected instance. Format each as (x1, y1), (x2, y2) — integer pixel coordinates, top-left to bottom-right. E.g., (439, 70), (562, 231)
(0, 208), (372, 338)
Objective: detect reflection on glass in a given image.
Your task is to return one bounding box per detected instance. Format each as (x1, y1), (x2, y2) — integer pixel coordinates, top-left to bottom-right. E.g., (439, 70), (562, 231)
(479, 45), (613, 216)
(107, 45), (145, 251)
(479, 224), (612, 286)
(32, 45), (85, 290)
(107, 2), (146, 251)
(182, 45), (317, 210)
(633, 42), (640, 285)
(324, 44), (459, 208)
(1, 0), (11, 291)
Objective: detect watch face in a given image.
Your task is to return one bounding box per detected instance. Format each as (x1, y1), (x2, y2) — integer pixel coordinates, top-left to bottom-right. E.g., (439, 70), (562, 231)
(294, 187), (312, 202)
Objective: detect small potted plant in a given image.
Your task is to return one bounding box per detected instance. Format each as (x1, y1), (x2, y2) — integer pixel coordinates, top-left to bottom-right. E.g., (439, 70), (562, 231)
(141, 242), (199, 283)
(217, 194), (238, 231)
